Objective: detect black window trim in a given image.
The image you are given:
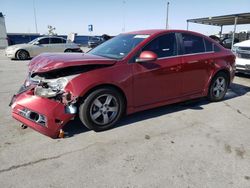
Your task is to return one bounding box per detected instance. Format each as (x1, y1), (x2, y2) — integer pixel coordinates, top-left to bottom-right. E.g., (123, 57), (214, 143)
(129, 32), (222, 64)
(129, 32), (180, 63)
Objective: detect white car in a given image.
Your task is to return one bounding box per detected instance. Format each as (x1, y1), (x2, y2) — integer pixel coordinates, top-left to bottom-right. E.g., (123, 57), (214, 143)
(232, 40), (250, 74)
(5, 36), (82, 60)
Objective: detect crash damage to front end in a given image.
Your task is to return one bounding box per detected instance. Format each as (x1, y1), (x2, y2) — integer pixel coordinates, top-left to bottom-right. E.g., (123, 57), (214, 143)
(10, 53), (116, 138)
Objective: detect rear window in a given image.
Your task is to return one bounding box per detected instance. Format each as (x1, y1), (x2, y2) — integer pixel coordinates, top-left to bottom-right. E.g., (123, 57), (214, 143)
(182, 33), (205, 54)
(204, 39), (213, 52)
(204, 38), (221, 52)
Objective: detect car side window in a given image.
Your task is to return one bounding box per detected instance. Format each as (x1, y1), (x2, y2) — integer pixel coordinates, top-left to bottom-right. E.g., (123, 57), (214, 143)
(142, 33), (177, 58)
(204, 38), (221, 52)
(182, 33), (205, 54)
(50, 38), (63, 44)
(39, 38), (50, 44)
(61, 39), (67, 43)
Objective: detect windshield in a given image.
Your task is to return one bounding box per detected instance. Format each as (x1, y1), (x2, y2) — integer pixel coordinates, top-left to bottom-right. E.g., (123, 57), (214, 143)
(88, 34), (150, 59)
(28, 38), (40, 44)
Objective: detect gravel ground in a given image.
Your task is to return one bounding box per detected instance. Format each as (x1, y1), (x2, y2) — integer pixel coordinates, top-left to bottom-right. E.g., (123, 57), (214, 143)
(0, 49), (250, 188)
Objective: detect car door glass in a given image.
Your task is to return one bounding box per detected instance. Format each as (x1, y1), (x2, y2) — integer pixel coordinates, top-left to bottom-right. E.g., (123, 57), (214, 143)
(50, 38), (63, 44)
(61, 39), (66, 43)
(142, 33), (177, 58)
(182, 33), (205, 54)
(39, 38), (50, 44)
(204, 38), (221, 52)
(204, 39), (213, 52)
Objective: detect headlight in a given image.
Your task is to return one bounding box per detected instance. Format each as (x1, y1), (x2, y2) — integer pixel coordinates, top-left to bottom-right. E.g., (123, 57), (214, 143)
(47, 78), (68, 91)
(34, 78), (69, 98)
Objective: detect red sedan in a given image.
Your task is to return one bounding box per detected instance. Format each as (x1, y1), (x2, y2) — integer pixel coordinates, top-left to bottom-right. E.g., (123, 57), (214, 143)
(10, 30), (235, 138)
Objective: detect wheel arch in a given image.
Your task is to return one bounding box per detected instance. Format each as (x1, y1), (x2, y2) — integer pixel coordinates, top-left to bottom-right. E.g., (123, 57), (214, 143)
(212, 69), (231, 87)
(77, 83), (128, 114)
(15, 49), (30, 59)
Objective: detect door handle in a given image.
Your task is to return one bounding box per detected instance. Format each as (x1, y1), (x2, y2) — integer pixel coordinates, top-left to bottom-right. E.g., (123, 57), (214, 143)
(187, 60), (199, 64)
(170, 65), (181, 71)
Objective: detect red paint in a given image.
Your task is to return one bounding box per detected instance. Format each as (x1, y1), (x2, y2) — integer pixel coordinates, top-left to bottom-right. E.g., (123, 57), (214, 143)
(11, 30), (235, 138)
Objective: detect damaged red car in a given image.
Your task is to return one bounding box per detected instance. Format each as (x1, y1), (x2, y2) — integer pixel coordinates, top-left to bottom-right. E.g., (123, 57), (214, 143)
(10, 30), (235, 138)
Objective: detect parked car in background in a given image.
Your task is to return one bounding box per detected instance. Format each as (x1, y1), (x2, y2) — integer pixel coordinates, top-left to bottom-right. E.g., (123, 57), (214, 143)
(88, 34), (111, 48)
(5, 36), (82, 60)
(221, 37), (240, 49)
(209, 35), (240, 49)
(232, 39), (250, 74)
(209, 35), (221, 43)
(88, 36), (102, 48)
(10, 29), (235, 138)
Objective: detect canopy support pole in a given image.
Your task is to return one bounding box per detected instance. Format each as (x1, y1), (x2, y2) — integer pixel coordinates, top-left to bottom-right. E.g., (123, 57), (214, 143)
(186, 21), (189, 30)
(220, 25), (223, 39)
(231, 16), (238, 49)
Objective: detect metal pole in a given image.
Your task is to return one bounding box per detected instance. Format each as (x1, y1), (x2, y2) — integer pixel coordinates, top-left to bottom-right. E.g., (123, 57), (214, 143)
(33, 0), (38, 33)
(220, 25), (223, 39)
(231, 16), (238, 50)
(186, 21), (189, 30)
(122, 0), (126, 32)
(166, 2), (170, 29)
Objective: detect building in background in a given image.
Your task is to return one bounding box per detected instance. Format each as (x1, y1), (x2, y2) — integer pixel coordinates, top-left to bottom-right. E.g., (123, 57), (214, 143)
(0, 12), (8, 48)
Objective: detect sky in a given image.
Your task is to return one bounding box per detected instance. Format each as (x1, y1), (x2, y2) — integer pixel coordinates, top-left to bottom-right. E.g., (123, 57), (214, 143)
(1, 0), (250, 36)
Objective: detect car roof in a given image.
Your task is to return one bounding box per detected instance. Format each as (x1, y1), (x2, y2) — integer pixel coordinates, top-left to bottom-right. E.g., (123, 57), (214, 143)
(125, 29), (206, 37)
(38, 36), (66, 40)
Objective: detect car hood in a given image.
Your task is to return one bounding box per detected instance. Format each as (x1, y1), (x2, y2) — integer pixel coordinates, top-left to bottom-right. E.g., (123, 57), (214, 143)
(28, 53), (117, 73)
(234, 40), (250, 47)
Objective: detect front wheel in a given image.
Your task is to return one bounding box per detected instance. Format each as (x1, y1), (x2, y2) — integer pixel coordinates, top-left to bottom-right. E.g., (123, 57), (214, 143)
(208, 72), (229, 102)
(16, 50), (29, 60)
(79, 87), (124, 131)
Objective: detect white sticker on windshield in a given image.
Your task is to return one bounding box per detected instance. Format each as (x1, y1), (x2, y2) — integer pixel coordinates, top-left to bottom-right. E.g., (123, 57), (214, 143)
(133, 35), (150, 39)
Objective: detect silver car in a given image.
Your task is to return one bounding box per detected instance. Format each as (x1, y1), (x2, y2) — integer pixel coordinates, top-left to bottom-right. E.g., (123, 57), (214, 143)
(5, 36), (82, 60)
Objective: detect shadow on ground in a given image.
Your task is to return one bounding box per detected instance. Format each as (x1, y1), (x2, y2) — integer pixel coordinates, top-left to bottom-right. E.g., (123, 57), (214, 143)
(63, 82), (250, 138)
(235, 72), (250, 79)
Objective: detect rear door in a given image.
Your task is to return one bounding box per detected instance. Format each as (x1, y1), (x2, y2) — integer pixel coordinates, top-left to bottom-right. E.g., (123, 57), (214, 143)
(180, 33), (214, 96)
(132, 33), (183, 107)
(49, 37), (66, 52)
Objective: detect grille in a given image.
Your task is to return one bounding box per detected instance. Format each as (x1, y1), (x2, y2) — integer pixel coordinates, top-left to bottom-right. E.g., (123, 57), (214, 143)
(238, 47), (250, 51)
(238, 52), (250, 59)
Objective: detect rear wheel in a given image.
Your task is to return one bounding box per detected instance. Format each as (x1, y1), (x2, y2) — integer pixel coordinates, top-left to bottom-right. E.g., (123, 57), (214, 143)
(208, 72), (229, 102)
(16, 50), (29, 60)
(79, 87), (124, 131)
(64, 49), (72, 52)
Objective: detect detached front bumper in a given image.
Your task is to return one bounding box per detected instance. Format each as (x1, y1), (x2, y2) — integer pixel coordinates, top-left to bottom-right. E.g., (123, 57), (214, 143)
(235, 57), (250, 74)
(11, 90), (75, 138)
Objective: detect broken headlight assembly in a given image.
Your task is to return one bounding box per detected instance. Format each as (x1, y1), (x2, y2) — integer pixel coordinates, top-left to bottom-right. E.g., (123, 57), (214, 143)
(34, 77), (69, 98)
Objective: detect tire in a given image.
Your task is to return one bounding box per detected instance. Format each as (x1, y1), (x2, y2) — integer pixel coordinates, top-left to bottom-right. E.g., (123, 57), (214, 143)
(64, 49), (72, 52)
(208, 72), (229, 102)
(16, 50), (29, 60)
(79, 87), (124, 131)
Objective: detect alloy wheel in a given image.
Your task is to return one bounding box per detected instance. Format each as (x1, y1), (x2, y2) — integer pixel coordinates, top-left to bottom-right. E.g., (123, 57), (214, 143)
(90, 94), (119, 126)
(212, 76), (226, 98)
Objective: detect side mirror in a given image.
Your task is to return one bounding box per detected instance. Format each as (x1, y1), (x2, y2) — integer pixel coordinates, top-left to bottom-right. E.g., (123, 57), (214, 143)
(136, 51), (158, 63)
(33, 41), (40, 45)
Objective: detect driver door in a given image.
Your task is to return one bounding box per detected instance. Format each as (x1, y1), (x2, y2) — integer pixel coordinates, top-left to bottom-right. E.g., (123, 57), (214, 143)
(32, 37), (50, 56)
(132, 33), (183, 107)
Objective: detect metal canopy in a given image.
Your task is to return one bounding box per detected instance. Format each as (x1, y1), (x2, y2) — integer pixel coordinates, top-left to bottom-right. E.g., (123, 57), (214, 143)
(187, 12), (250, 26)
(187, 13), (250, 49)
